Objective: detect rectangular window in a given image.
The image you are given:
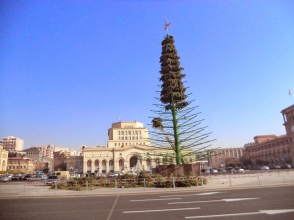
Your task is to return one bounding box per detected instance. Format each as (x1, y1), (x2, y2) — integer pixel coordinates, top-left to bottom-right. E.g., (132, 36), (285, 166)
(121, 131), (124, 135)
(125, 137), (128, 140)
(117, 131), (120, 135)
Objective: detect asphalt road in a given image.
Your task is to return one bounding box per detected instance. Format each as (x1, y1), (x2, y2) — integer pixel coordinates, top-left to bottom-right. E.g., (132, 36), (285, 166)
(0, 185), (293, 220)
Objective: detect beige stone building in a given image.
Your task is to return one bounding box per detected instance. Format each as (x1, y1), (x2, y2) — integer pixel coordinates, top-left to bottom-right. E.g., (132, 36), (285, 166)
(82, 121), (194, 174)
(107, 121), (151, 148)
(64, 156), (83, 174)
(2, 136), (24, 152)
(7, 157), (35, 174)
(53, 151), (71, 171)
(0, 144), (8, 171)
(244, 104), (294, 167)
(209, 147), (245, 168)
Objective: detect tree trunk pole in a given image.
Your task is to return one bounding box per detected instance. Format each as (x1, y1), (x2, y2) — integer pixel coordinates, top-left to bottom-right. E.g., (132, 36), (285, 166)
(171, 98), (181, 164)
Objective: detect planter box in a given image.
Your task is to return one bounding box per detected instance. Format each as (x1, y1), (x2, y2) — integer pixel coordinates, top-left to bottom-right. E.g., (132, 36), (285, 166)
(157, 163), (200, 177)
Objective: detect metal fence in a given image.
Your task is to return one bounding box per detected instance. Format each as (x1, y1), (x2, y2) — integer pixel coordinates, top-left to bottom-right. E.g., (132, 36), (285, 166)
(21, 176), (206, 194)
(203, 169), (294, 187)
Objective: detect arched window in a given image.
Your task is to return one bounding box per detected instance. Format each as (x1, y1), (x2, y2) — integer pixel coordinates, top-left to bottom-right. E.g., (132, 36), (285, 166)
(130, 156), (137, 167)
(109, 160), (114, 172)
(102, 160), (106, 173)
(119, 159), (124, 172)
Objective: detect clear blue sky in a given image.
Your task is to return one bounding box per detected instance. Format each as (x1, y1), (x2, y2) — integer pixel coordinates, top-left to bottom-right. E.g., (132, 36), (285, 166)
(1, 0), (294, 152)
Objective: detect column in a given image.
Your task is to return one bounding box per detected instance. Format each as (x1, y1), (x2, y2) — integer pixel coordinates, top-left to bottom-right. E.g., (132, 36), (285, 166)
(114, 160), (118, 172)
(83, 162), (87, 174)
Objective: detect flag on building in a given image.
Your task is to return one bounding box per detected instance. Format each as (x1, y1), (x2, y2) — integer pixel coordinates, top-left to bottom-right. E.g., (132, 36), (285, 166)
(289, 90), (291, 96)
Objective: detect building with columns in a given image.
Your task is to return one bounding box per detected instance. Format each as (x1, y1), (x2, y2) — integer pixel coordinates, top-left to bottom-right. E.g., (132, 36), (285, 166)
(77, 121), (194, 174)
(209, 147), (245, 168)
(244, 104), (294, 167)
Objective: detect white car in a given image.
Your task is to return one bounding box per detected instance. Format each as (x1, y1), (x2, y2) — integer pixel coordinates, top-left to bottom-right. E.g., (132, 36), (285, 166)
(0, 176), (10, 182)
(260, 166), (270, 170)
(209, 169), (218, 174)
(234, 168), (245, 173)
(27, 175), (48, 182)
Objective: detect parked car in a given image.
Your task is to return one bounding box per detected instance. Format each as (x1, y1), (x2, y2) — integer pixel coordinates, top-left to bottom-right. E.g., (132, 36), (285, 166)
(209, 168), (218, 174)
(270, 165), (280, 169)
(0, 176), (10, 182)
(225, 167), (233, 172)
(201, 168), (209, 174)
(11, 174), (24, 181)
(97, 173), (106, 177)
(27, 175), (47, 182)
(217, 168), (226, 173)
(46, 175), (58, 185)
(69, 174), (78, 179)
(6, 174), (13, 180)
(107, 173), (115, 178)
(23, 174), (33, 180)
(114, 171), (121, 177)
(234, 168), (245, 173)
(281, 164), (291, 169)
(260, 166), (270, 170)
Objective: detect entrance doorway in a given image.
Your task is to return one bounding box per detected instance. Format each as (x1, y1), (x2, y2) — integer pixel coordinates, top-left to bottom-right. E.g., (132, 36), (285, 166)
(130, 156), (138, 168)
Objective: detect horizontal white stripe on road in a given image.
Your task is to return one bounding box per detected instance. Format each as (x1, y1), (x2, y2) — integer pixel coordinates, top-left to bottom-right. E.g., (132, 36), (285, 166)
(185, 209), (294, 219)
(160, 192), (222, 197)
(124, 207), (200, 214)
(130, 198), (181, 201)
(186, 212), (260, 219)
(169, 197), (259, 204)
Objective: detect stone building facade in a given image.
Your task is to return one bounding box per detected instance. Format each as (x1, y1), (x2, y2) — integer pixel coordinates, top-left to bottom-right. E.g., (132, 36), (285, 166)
(244, 104), (294, 167)
(209, 147), (245, 168)
(22, 147), (43, 162)
(107, 121), (151, 148)
(53, 151), (71, 171)
(0, 144), (8, 171)
(7, 157), (35, 174)
(81, 121), (194, 174)
(64, 156), (83, 174)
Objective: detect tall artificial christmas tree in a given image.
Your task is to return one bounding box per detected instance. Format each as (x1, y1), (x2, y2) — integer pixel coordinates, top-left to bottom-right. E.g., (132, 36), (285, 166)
(149, 20), (216, 165)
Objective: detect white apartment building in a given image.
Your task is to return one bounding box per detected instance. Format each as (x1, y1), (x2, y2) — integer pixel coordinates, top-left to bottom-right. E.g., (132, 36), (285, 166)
(2, 136), (24, 152)
(33, 145), (55, 158)
(54, 147), (78, 156)
(107, 121), (151, 148)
